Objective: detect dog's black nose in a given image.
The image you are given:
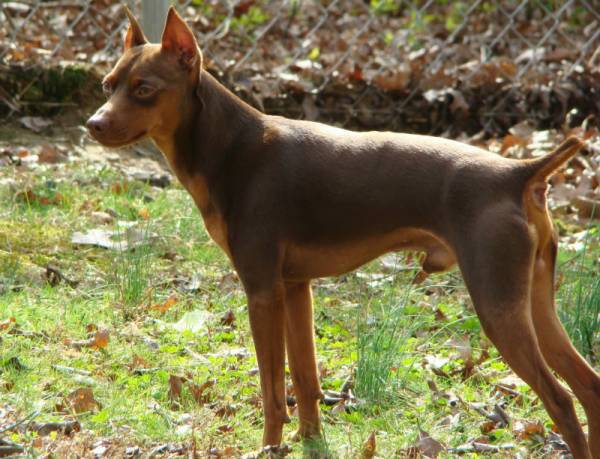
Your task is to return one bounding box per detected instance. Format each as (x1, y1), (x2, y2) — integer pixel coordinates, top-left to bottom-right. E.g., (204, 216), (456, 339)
(86, 114), (108, 134)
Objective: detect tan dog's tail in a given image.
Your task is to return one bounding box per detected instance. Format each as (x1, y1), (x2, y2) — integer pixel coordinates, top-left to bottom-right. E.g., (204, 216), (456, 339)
(523, 136), (585, 182)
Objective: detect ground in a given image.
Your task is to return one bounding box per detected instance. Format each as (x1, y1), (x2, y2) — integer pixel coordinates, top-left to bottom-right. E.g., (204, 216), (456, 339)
(0, 119), (598, 458)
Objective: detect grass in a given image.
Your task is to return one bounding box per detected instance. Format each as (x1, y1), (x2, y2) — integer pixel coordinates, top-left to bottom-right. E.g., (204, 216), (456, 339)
(0, 140), (598, 457)
(570, 276), (600, 358)
(111, 219), (156, 310)
(355, 274), (426, 403)
(558, 224), (600, 360)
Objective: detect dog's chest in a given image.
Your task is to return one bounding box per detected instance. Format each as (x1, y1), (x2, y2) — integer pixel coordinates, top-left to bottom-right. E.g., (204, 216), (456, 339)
(178, 173), (231, 259)
(203, 211), (231, 258)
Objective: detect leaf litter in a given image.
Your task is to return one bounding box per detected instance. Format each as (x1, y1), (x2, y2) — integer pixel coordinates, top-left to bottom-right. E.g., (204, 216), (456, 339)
(66, 329), (110, 351)
(71, 222), (157, 251)
(1, 49), (599, 459)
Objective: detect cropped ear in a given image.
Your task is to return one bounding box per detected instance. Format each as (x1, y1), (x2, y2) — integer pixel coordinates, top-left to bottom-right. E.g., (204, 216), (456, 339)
(123, 6), (147, 50)
(161, 7), (202, 70)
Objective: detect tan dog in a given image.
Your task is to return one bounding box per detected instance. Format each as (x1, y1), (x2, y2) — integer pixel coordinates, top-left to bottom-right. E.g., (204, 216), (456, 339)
(87, 7), (600, 458)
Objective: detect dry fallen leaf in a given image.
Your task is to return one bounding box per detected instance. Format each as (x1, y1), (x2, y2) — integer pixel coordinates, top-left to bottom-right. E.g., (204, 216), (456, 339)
(0, 317), (16, 331)
(68, 329), (109, 350)
(434, 308), (447, 321)
(573, 196), (600, 219)
(514, 420), (545, 440)
(37, 144), (66, 164)
(480, 420), (496, 434)
(15, 189), (63, 206)
(214, 403), (237, 420)
(30, 420), (81, 436)
(150, 295), (177, 314)
(374, 69), (410, 91)
(168, 374), (185, 405)
(487, 404), (510, 427)
(418, 429), (444, 458)
(220, 309), (236, 326)
(127, 354), (151, 373)
(500, 134), (528, 155)
(446, 335), (472, 361)
(90, 211), (114, 224)
(65, 387), (101, 413)
(331, 400), (346, 416)
(171, 310), (212, 333)
(188, 380), (215, 405)
(360, 431), (376, 459)
(72, 224), (157, 251)
(217, 424), (233, 433)
(222, 446), (237, 457)
(0, 439), (24, 456)
(19, 116), (53, 132)
(110, 182), (129, 194)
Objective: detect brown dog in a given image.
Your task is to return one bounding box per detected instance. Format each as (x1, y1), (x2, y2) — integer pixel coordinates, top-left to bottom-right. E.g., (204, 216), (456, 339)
(87, 7), (600, 457)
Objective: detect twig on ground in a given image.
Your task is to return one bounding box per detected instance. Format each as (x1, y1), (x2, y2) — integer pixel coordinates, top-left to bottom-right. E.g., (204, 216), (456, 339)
(0, 410), (40, 435)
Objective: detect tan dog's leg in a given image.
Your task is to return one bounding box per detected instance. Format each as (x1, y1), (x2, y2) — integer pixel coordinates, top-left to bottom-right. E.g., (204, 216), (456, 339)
(482, 311), (591, 458)
(284, 281), (323, 439)
(247, 288), (288, 446)
(531, 242), (600, 458)
(457, 211), (591, 458)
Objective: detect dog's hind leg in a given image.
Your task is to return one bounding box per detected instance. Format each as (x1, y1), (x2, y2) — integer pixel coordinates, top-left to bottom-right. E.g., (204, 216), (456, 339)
(455, 208), (591, 458)
(530, 237), (600, 457)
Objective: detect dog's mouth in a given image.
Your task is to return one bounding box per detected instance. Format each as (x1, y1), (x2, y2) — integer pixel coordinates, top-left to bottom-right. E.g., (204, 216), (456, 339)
(90, 130), (147, 148)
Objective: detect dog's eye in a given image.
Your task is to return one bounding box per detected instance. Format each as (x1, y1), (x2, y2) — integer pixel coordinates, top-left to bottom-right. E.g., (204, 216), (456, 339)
(135, 85), (155, 98)
(102, 82), (112, 97)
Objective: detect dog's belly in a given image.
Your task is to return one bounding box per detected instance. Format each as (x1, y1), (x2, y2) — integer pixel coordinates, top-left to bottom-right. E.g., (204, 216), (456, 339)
(282, 228), (453, 280)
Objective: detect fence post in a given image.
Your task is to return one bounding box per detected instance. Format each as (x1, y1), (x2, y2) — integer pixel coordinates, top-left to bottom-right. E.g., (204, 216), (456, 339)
(142, 0), (169, 43)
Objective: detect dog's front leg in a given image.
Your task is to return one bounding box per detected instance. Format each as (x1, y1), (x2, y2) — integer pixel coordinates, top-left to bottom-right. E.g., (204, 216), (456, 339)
(284, 281), (323, 440)
(246, 286), (288, 446)
(231, 230), (289, 447)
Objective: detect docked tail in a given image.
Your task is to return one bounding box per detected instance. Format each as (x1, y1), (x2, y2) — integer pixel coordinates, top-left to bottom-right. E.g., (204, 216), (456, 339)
(523, 136), (585, 182)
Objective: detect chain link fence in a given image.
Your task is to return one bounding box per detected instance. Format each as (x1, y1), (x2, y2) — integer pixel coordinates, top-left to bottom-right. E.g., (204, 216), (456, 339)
(1, 0), (599, 134)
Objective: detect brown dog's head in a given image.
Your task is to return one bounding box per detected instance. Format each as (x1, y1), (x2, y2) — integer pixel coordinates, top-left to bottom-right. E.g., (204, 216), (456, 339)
(86, 7), (202, 148)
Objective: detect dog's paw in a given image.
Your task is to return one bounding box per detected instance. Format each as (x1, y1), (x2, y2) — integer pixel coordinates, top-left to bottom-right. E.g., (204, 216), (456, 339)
(288, 428), (323, 443)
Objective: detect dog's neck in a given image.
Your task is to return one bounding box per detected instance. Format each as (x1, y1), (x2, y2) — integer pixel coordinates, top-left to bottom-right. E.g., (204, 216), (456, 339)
(152, 70), (265, 213)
